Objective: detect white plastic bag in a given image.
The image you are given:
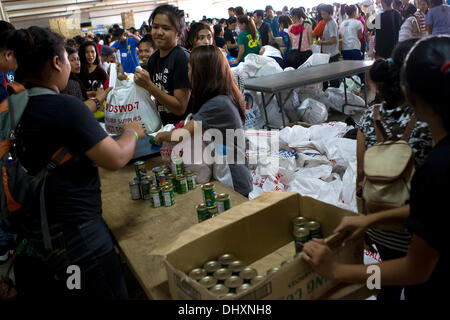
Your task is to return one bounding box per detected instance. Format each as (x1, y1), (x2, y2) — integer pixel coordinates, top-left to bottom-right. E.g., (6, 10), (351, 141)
(241, 54), (283, 78)
(312, 44), (321, 54)
(105, 64), (161, 134)
(325, 87), (365, 114)
(243, 91), (265, 130)
(297, 98), (328, 124)
(308, 121), (349, 141)
(339, 76), (362, 94)
(297, 53), (330, 70)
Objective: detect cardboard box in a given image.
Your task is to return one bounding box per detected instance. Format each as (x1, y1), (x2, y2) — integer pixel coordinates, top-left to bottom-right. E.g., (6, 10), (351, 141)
(121, 11), (135, 30)
(152, 191), (365, 300)
(49, 17), (82, 39)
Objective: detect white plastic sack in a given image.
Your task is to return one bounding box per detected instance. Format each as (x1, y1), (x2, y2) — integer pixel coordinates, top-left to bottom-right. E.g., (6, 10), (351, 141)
(325, 87), (365, 114)
(243, 91), (265, 130)
(339, 76), (361, 94)
(311, 44), (321, 54)
(308, 121), (349, 141)
(297, 53), (330, 70)
(297, 98), (328, 124)
(240, 54), (283, 78)
(279, 125), (311, 148)
(105, 64), (161, 135)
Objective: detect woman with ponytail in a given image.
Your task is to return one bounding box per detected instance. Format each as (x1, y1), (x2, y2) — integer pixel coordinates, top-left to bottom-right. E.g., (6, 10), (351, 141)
(8, 26), (146, 300)
(229, 15), (262, 65)
(302, 36), (450, 301)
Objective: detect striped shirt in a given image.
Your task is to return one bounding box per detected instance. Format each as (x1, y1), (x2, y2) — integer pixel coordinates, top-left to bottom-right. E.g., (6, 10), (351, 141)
(414, 11), (426, 32)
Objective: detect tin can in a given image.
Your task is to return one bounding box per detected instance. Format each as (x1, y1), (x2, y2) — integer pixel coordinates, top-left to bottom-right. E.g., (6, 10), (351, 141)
(171, 157), (183, 175)
(210, 284), (229, 295)
(228, 260), (245, 274)
(213, 268), (232, 281)
(250, 275), (266, 286)
(162, 185), (175, 207)
(202, 183), (216, 207)
(207, 205), (218, 217)
(306, 221), (322, 239)
(223, 293), (236, 298)
(140, 179), (151, 200)
(292, 217), (308, 233)
(224, 275), (243, 289)
(294, 227), (310, 253)
(216, 193), (231, 213)
(196, 203), (211, 222)
(185, 171), (196, 190)
(134, 161), (147, 180)
(162, 167), (171, 176)
(166, 174), (177, 192)
(176, 174), (188, 194)
(198, 276), (217, 289)
(218, 254), (236, 267)
(236, 283), (252, 294)
(189, 268), (207, 281)
(150, 187), (162, 208)
(152, 167), (166, 188)
(203, 261), (221, 274)
(239, 267), (257, 282)
(129, 180), (141, 200)
(266, 267), (280, 276)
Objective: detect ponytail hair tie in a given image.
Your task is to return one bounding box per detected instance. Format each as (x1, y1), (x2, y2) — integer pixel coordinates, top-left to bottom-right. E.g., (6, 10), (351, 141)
(386, 57), (394, 66)
(441, 61), (450, 74)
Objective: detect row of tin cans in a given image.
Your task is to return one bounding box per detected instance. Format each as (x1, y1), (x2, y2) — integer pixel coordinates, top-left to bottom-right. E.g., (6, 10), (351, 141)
(188, 254), (266, 296)
(292, 217), (323, 253)
(196, 193), (231, 222)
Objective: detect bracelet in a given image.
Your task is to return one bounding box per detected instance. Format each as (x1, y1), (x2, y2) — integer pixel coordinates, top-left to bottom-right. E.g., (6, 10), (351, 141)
(124, 129), (139, 141)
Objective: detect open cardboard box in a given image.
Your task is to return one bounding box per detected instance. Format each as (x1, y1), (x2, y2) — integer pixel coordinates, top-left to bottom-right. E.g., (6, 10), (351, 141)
(151, 191), (365, 300)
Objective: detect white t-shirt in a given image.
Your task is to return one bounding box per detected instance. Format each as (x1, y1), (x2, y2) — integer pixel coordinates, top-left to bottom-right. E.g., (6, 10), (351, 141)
(322, 19), (340, 56)
(340, 18), (363, 51)
(399, 16), (420, 42)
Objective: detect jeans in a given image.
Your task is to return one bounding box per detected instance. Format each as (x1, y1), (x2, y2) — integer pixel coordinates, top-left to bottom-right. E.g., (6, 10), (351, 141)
(342, 49), (365, 83)
(14, 217), (128, 300)
(375, 243), (407, 301)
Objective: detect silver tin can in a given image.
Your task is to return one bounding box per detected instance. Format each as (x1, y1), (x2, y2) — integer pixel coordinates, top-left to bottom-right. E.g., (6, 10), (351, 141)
(218, 254), (236, 267)
(129, 180), (141, 200)
(224, 275), (244, 289)
(266, 267), (280, 276)
(188, 268), (207, 281)
(236, 283), (252, 294)
(250, 275), (266, 286)
(228, 260), (245, 274)
(203, 261), (221, 274)
(198, 276), (217, 289)
(209, 284), (229, 296)
(239, 267), (258, 281)
(213, 268), (232, 281)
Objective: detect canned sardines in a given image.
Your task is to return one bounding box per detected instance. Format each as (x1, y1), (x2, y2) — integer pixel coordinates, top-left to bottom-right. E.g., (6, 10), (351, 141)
(224, 275), (243, 289)
(218, 254), (236, 267)
(185, 171), (196, 190)
(250, 275), (266, 286)
(150, 187), (162, 208)
(202, 183), (216, 207)
(228, 260), (245, 274)
(176, 174), (188, 195)
(207, 205), (218, 217)
(189, 268), (207, 281)
(266, 267), (280, 276)
(198, 276), (217, 289)
(134, 161), (147, 180)
(216, 193), (231, 213)
(196, 204), (211, 222)
(294, 227), (310, 253)
(140, 179), (151, 200)
(203, 261), (221, 274)
(171, 157), (183, 175)
(239, 267), (258, 282)
(152, 166), (166, 188)
(213, 268), (232, 281)
(209, 284), (229, 296)
(292, 216), (308, 232)
(162, 185), (175, 207)
(306, 221), (323, 239)
(236, 283), (252, 294)
(129, 180), (141, 200)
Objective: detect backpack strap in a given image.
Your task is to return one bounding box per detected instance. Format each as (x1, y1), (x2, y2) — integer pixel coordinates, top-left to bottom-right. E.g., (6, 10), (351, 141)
(401, 113), (417, 142)
(373, 104), (388, 143)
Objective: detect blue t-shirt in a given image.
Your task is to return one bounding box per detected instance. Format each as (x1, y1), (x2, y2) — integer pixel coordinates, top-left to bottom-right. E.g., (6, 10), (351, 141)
(112, 38), (140, 73)
(0, 71), (7, 103)
(426, 5), (450, 35)
(264, 16), (280, 37)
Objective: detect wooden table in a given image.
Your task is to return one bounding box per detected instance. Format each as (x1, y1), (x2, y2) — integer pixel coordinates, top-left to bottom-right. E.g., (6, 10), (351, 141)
(99, 156), (249, 299)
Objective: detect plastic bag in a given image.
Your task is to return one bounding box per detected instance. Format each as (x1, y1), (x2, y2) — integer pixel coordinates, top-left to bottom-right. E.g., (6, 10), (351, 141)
(312, 44), (321, 54)
(297, 98), (328, 124)
(243, 91), (265, 130)
(339, 76), (361, 94)
(297, 53), (330, 70)
(105, 64), (161, 135)
(308, 121), (349, 141)
(325, 87), (365, 114)
(241, 54), (283, 78)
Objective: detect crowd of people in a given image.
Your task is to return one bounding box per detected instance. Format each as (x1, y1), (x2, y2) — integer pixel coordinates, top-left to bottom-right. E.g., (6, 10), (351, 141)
(0, 0), (449, 301)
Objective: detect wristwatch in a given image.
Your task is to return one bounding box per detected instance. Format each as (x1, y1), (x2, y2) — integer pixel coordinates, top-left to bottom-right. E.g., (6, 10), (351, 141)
(90, 97), (101, 111)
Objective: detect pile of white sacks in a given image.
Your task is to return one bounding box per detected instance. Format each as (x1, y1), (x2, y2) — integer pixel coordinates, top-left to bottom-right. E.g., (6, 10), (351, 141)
(232, 53), (365, 130)
(234, 53), (360, 213)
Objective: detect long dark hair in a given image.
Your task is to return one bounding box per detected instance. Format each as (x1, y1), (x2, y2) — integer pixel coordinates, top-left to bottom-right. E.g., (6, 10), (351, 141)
(370, 38), (419, 108)
(187, 22), (212, 49)
(189, 45), (245, 123)
(79, 40), (100, 73)
(7, 26), (65, 83)
(401, 35), (450, 133)
(238, 15), (257, 42)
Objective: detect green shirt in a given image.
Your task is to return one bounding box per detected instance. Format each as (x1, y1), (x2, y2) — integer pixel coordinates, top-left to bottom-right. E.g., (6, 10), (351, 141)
(237, 29), (261, 62)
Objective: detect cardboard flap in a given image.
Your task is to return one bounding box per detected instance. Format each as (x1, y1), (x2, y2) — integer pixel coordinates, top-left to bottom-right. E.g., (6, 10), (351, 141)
(364, 141), (412, 181)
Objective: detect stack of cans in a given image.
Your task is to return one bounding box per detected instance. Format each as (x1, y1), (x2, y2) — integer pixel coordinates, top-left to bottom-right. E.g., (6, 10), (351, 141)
(187, 253), (264, 298)
(197, 184), (232, 223)
(129, 158), (198, 208)
(292, 217), (323, 253)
